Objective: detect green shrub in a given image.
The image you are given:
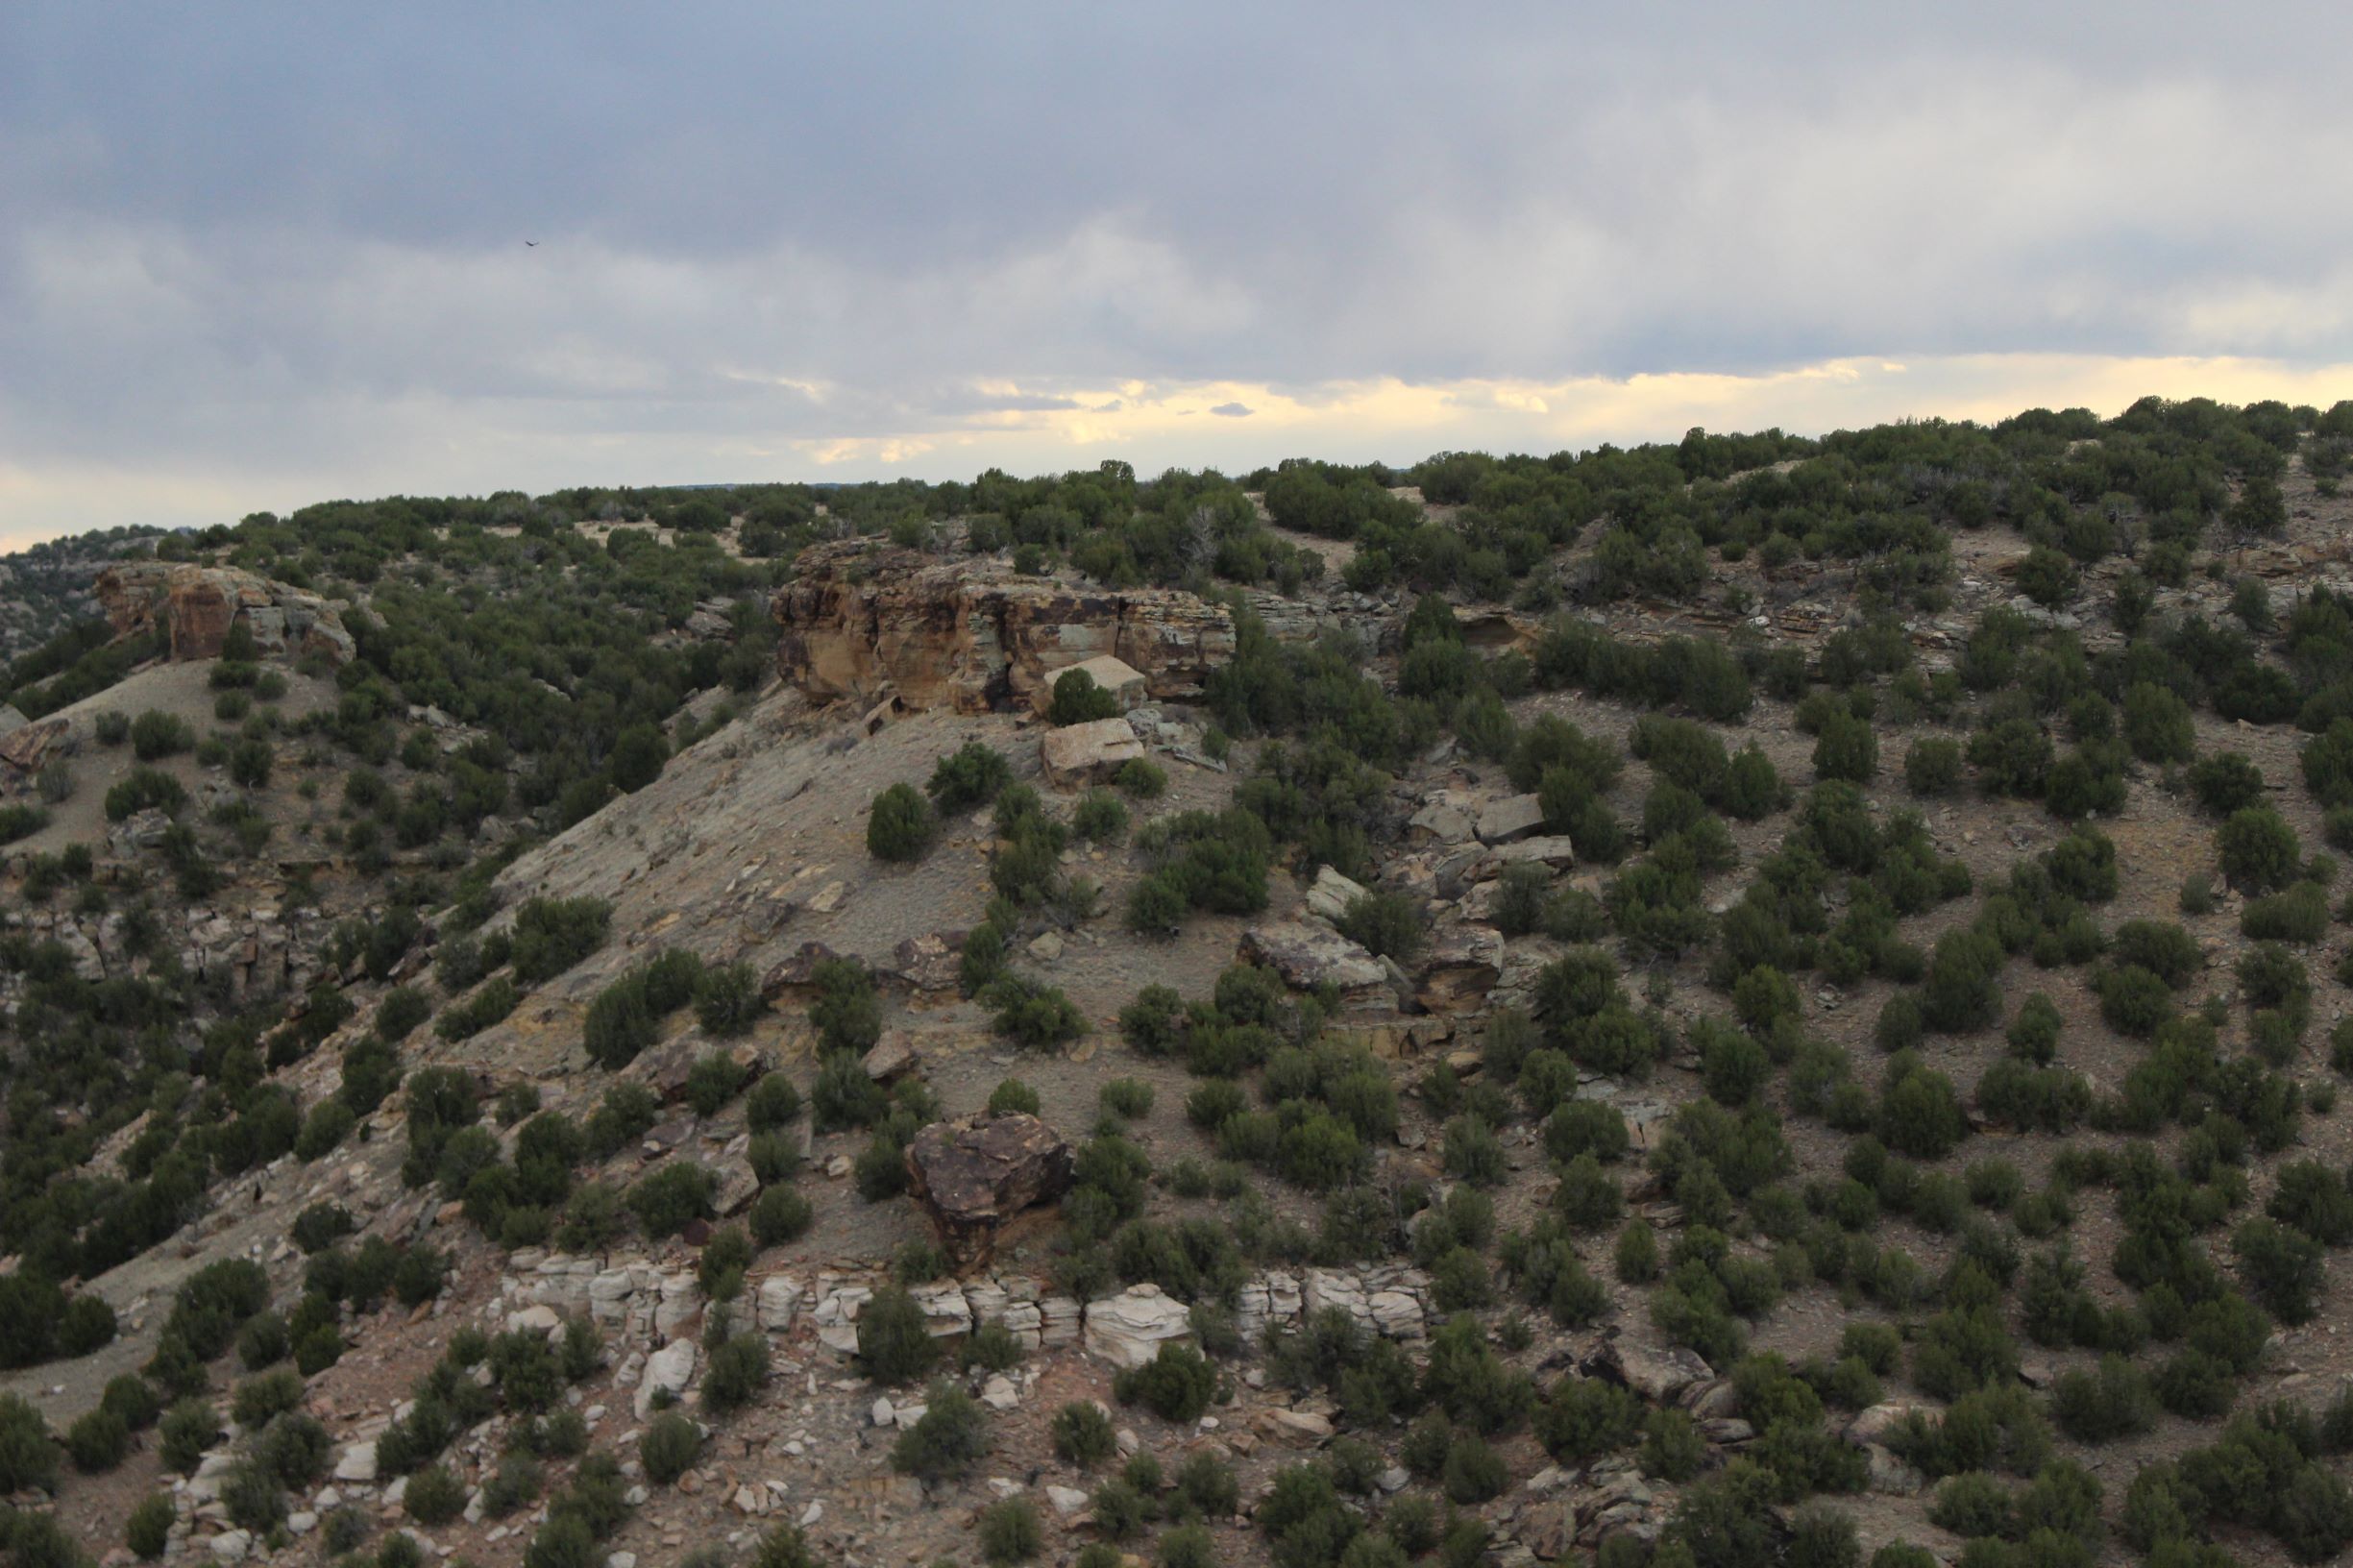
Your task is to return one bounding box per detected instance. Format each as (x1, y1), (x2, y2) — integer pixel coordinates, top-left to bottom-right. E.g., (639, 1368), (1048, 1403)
(703, 1332), (771, 1412)
(868, 782), (934, 862)
(627, 1162), (716, 1237)
(221, 1458), (286, 1532)
(746, 1072), (803, 1132)
(684, 1050), (751, 1116)
(157, 1399), (219, 1476)
(1053, 1400), (1117, 1466)
(1787, 1503), (1862, 1568)
(890, 1384), (991, 1481)
(1101, 1079), (1155, 1119)
(1075, 789), (1130, 842)
(1905, 739), (1964, 796)
(985, 972), (1088, 1047)
(131, 709), (194, 760)
(1337, 888), (1426, 963)
(65, 1406), (129, 1473)
(232, 1367), (305, 1427)
(2123, 683), (2196, 763)
(858, 1286), (940, 1385)
(255, 1412), (331, 1488)
(1116, 758), (1168, 797)
(507, 895), (611, 985)
(695, 962), (764, 1037)
(1050, 669), (1121, 725)
(1162, 1524), (1218, 1568)
(2051, 1355), (2157, 1441)
(105, 766), (187, 821)
(642, 1410), (702, 1483)
(404, 1463), (467, 1524)
(980, 1496), (1044, 1564)
(436, 974), (520, 1041)
(1814, 711), (1877, 782)
(2234, 1217), (2326, 1323)
(749, 1185), (814, 1246)
(928, 743), (1013, 811)
(2219, 806), (2301, 894)
(126, 1492), (176, 1558)
(1115, 1342), (1219, 1422)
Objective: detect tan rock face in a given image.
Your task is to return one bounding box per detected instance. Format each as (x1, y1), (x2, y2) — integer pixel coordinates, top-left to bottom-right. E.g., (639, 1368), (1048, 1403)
(0, 716), (73, 774)
(1040, 716), (1145, 789)
(93, 561), (355, 665)
(903, 1113), (1075, 1267)
(771, 542), (1242, 713)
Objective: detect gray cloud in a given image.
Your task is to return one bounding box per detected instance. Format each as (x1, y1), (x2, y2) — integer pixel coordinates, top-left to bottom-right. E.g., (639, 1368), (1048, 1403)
(4, 1), (2352, 542)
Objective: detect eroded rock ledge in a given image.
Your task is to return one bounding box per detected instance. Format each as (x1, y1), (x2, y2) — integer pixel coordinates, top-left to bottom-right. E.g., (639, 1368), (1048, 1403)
(771, 541), (1331, 714)
(95, 560), (356, 665)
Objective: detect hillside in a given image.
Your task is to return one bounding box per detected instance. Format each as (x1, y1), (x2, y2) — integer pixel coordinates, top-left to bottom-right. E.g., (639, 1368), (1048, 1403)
(5, 403), (2353, 1568)
(0, 527), (175, 671)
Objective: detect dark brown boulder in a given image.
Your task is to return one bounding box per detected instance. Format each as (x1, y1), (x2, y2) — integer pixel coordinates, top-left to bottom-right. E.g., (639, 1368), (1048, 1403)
(904, 1113), (1073, 1267)
(759, 940), (841, 998)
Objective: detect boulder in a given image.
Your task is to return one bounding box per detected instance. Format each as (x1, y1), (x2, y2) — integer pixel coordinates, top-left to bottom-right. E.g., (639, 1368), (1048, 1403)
(1414, 927), (1503, 1013)
(1238, 924), (1394, 1009)
(904, 1114), (1075, 1266)
(759, 941), (842, 998)
(884, 932), (965, 992)
(1254, 1408), (1335, 1447)
(635, 1338), (699, 1419)
(1081, 1284), (1193, 1369)
(1845, 1402), (1936, 1448)
(1581, 1337), (1714, 1404)
(1476, 795), (1547, 845)
(0, 703), (24, 737)
(0, 716), (73, 776)
(711, 1157), (761, 1217)
(1408, 796), (1477, 845)
(1490, 835), (1580, 870)
(860, 1033), (919, 1082)
(1304, 865), (1368, 924)
(1041, 717), (1145, 789)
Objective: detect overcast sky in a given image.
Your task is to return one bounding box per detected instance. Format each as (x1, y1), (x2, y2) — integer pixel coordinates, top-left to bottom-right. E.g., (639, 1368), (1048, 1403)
(5, 3), (2352, 551)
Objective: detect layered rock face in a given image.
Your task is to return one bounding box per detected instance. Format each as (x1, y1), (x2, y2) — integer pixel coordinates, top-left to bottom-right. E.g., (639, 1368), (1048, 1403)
(94, 561), (356, 665)
(772, 542), (1326, 713)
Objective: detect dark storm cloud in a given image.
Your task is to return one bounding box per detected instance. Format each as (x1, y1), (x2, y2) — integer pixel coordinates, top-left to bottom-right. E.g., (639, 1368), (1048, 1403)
(4, 1), (2352, 540)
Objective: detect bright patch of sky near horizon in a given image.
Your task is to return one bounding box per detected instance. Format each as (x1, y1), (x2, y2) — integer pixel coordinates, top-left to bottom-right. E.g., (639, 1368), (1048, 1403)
(3, 3), (2351, 551)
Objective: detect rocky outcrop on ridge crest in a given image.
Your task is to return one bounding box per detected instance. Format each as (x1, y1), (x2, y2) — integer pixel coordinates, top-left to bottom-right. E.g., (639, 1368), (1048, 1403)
(94, 560), (356, 665)
(770, 541), (1333, 713)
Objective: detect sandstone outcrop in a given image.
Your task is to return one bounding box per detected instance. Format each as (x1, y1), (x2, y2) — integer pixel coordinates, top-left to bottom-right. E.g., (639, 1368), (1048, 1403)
(903, 1113), (1074, 1266)
(1079, 1283), (1194, 1369)
(1040, 716), (1145, 788)
(772, 541), (1329, 714)
(94, 561), (355, 665)
(0, 715), (73, 775)
(1238, 922), (1396, 1010)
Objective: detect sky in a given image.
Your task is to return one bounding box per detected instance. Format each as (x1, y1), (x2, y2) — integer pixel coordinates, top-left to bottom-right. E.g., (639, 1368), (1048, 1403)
(5, 3), (2353, 551)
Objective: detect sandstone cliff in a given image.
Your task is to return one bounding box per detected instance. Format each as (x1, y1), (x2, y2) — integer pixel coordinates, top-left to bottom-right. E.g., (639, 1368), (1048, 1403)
(94, 561), (356, 665)
(771, 541), (1331, 713)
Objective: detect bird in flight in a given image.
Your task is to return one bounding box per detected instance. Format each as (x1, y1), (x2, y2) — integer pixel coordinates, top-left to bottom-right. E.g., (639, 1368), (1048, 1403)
(525, 240), (539, 247)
